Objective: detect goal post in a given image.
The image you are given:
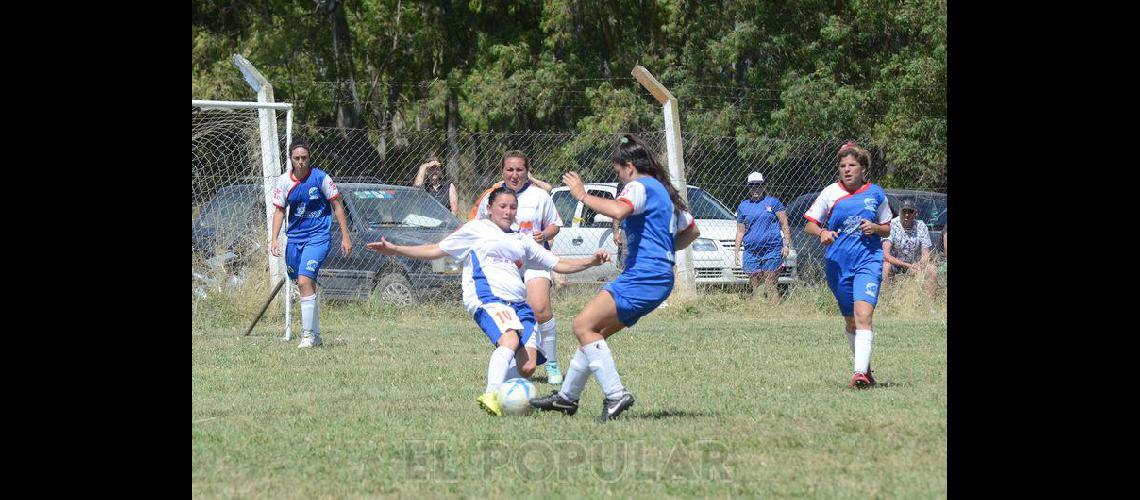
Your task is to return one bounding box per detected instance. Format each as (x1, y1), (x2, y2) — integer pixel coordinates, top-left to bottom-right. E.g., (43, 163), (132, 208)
(192, 98), (293, 337)
(631, 65), (696, 291)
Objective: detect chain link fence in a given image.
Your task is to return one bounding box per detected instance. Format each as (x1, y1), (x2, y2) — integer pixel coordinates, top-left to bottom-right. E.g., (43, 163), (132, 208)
(193, 110), (946, 328)
(192, 107), (273, 304)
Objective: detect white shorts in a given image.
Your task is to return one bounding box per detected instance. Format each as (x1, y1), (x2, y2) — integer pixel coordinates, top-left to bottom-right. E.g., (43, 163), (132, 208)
(523, 267), (552, 283)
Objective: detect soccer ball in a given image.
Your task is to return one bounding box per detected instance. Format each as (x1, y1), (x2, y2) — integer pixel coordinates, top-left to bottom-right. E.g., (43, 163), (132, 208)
(496, 378), (536, 416)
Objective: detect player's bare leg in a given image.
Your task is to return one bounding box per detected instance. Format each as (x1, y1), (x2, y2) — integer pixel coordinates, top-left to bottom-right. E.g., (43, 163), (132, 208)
(749, 274), (763, 301)
(574, 291), (634, 421)
(531, 291), (630, 419)
(527, 277), (561, 384)
(764, 270), (780, 306)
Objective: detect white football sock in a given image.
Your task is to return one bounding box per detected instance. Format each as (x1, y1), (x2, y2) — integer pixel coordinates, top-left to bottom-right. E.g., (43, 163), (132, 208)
(485, 346), (515, 394)
(538, 319), (558, 365)
(582, 339), (626, 400)
(300, 294), (318, 333)
(557, 349), (590, 402)
(846, 331), (856, 354)
(854, 329), (874, 374)
(504, 355), (521, 380)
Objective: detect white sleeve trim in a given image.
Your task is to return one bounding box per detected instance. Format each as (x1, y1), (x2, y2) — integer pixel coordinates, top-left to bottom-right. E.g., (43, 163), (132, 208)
(617, 181), (647, 215)
(321, 175), (339, 200)
(876, 194), (893, 224)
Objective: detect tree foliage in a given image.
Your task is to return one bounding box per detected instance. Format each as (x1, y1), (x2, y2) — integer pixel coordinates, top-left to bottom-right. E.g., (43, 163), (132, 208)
(192, 0), (946, 189)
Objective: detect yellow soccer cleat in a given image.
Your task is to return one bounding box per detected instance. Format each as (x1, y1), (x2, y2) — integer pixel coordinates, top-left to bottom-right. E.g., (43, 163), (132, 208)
(477, 392), (503, 416)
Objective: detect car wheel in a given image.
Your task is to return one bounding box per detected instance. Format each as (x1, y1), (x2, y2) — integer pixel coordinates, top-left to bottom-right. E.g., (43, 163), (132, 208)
(373, 272), (417, 308)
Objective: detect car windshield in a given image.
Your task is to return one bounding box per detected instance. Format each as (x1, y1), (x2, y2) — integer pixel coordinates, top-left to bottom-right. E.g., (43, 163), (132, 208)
(345, 186), (460, 230)
(687, 188), (735, 220)
(195, 185), (261, 229)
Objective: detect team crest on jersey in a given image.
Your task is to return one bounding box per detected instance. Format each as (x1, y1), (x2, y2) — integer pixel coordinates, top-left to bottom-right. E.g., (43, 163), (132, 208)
(308, 187), (320, 200)
(863, 197), (877, 213)
(766, 206), (773, 212)
(865, 282), (878, 297)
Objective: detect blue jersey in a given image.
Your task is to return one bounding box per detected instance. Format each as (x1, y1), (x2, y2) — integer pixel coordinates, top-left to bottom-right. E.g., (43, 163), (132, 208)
(604, 177), (694, 327)
(272, 167), (341, 243)
(804, 182), (892, 269)
(736, 196), (786, 251)
(615, 177), (695, 278)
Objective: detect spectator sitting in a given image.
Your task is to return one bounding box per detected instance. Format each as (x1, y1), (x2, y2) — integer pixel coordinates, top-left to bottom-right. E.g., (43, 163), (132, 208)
(414, 155), (459, 217)
(882, 199), (938, 295)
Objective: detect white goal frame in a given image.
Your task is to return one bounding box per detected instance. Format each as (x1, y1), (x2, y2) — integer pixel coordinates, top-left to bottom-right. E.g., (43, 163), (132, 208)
(192, 98), (294, 339)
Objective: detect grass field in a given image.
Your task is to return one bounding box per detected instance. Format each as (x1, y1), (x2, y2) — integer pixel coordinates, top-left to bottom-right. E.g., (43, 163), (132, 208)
(192, 281), (947, 498)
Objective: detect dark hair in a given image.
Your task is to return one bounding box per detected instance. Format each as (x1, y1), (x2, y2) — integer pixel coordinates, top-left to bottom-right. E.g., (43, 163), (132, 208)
(288, 138), (311, 155)
(837, 141), (871, 170)
(502, 150), (529, 171)
(487, 186), (517, 207)
(610, 134), (687, 212)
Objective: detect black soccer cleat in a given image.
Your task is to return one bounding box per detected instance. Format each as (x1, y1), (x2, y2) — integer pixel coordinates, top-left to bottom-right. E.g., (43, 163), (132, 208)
(529, 390), (579, 416)
(598, 392), (636, 422)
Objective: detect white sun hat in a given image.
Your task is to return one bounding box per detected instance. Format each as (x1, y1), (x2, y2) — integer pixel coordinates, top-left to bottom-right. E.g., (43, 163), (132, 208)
(746, 172), (765, 185)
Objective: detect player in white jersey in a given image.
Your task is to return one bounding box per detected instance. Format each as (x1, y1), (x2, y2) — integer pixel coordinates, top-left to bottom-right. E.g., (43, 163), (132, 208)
(367, 187), (608, 416)
(470, 150), (567, 385)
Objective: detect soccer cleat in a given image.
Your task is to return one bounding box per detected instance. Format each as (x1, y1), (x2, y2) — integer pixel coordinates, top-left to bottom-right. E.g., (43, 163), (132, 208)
(849, 372), (873, 389)
(598, 392), (636, 422)
(866, 366), (877, 386)
(477, 392), (503, 416)
(298, 331), (322, 348)
(529, 390), (579, 416)
(545, 361), (563, 385)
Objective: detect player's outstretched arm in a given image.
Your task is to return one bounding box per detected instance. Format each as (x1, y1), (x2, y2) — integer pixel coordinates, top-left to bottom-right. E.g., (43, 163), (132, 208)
(561, 171), (633, 220)
(527, 173), (553, 192)
(552, 250), (610, 274)
(365, 237), (446, 260)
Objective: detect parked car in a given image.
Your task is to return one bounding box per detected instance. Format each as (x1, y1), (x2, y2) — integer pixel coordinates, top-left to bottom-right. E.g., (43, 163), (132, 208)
(547, 183), (798, 288)
(785, 188), (946, 282)
(192, 182), (463, 306)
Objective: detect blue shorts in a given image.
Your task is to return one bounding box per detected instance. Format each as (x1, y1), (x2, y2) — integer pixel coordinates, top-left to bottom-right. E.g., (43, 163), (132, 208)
(473, 301), (546, 365)
(602, 272), (673, 327)
(825, 258), (881, 317)
(742, 246), (783, 274)
(286, 238), (330, 281)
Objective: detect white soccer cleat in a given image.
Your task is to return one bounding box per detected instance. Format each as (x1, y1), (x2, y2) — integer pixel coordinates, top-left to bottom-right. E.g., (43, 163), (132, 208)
(298, 331), (323, 348)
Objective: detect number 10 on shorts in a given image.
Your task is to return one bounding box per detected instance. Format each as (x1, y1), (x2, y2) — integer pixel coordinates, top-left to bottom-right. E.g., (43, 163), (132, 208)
(480, 303), (524, 332)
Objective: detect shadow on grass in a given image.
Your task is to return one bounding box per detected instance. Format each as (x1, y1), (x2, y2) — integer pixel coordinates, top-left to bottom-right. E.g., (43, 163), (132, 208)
(627, 409), (717, 420)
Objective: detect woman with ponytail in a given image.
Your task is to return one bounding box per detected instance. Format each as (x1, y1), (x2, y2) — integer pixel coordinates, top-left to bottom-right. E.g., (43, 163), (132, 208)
(529, 134), (701, 422)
